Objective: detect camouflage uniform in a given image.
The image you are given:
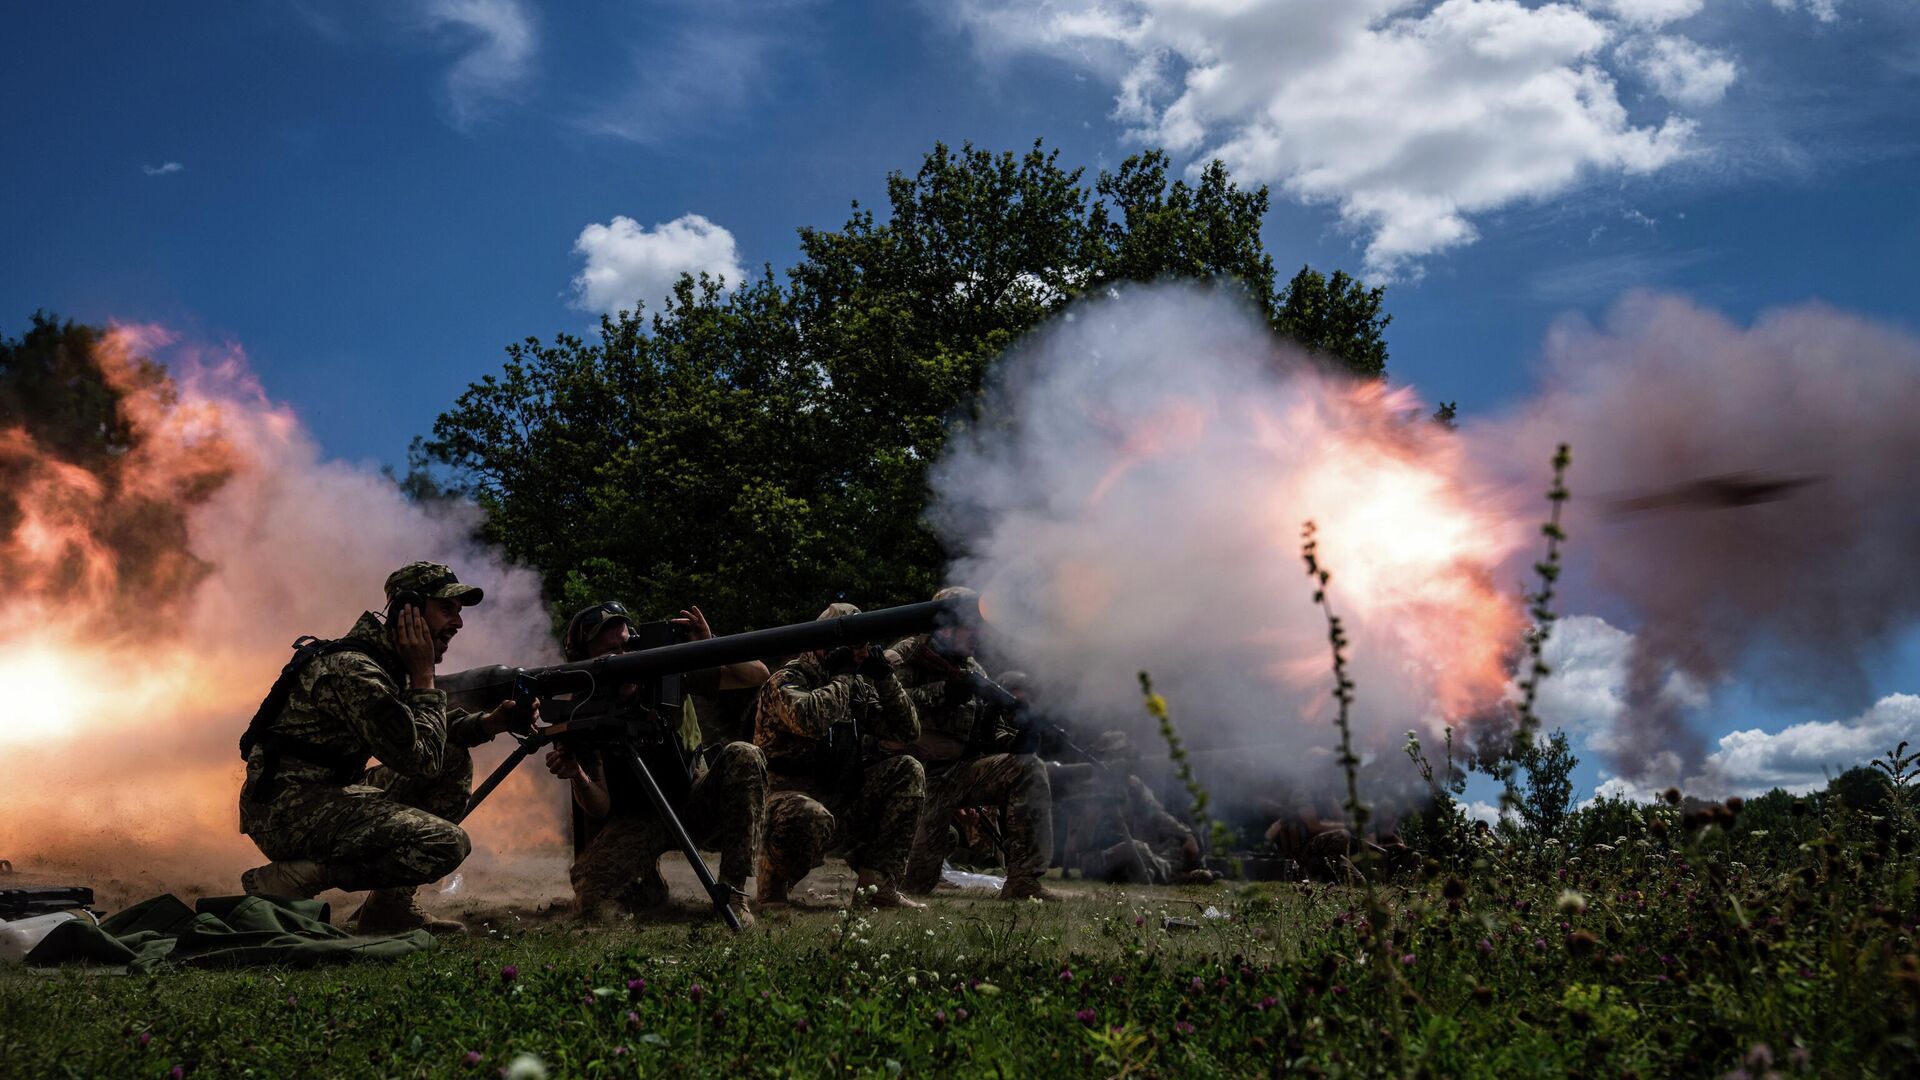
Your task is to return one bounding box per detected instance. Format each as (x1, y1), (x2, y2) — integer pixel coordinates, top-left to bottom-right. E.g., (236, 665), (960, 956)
(753, 651), (926, 888)
(889, 634), (1053, 894)
(239, 606), (485, 892)
(568, 726), (768, 912)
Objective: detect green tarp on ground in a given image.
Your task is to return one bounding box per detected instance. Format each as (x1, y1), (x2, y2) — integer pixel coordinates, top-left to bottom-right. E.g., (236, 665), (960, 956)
(23, 894), (433, 973)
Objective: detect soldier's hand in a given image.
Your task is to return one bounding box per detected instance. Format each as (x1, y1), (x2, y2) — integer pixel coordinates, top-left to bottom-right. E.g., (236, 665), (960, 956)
(671, 605), (715, 641)
(857, 648), (894, 681)
(481, 698), (536, 738)
(545, 746), (583, 780)
(390, 605), (437, 687)
(824, 646), (859, 675)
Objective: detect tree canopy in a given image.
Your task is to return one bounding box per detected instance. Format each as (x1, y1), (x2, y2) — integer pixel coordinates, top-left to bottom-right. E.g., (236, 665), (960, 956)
(420, 142), (1395, 630)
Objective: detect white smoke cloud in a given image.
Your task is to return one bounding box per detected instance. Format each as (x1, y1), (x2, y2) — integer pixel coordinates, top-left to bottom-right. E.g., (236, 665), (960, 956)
(570, 213), (747, 315)
(933, 282), (1527, 820)
(142, 161), (184, 177)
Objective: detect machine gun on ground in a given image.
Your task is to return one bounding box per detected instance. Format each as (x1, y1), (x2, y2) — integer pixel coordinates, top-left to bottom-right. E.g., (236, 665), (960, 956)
(439, 597), (974, 930)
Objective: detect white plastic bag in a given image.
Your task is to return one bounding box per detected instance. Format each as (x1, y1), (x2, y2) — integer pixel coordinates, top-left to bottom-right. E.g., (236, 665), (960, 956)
(0, 912), (79, 964)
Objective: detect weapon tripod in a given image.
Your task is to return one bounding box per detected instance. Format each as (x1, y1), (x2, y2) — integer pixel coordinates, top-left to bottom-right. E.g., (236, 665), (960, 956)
(463, 708), (743, 932)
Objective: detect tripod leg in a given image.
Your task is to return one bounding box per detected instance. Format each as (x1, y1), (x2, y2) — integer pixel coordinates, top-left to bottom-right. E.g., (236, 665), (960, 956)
(614, 747), (742, 932)
(460, 733), (545, 823)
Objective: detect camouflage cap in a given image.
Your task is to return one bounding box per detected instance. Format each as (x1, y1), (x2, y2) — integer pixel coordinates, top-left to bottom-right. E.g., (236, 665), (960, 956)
(816, 602), (861, 621)
(384, 561), (484, 606)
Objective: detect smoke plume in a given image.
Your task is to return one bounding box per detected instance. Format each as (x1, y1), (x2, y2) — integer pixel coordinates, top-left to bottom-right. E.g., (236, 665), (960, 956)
(1475, 293), (1920, 782)
(0, 325), (564, 902)
(933, 284), (1529, 826)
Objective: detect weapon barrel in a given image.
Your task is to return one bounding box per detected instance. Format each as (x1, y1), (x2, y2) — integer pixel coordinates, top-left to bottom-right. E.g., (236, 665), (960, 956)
(439, 597), (971, 712)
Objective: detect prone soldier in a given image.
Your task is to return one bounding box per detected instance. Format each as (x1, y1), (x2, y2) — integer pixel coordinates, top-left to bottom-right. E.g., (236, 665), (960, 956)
(892, 588), (1059, 902)
(237, 562), (530, 933)
(545, 601), (766, 927)
(752, 603), (928, 909)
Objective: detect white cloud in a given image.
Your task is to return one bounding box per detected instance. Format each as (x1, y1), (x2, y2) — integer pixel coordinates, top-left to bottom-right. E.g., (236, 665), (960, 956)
(1582, 0), (1704, 27)
(1628, 34), (1737, 106)
(1594, 694), (1920, 801)
(570, 214), (747, 315)
(956, 0), (1704, 279)
(578, 1), (817, 144)
(142, 162), (184, 176)
(1531, 614), (1707, 753)
(1770, 0), (1841, 22)
(956, 0), (1842, 278)
(422, 0), (537, 128)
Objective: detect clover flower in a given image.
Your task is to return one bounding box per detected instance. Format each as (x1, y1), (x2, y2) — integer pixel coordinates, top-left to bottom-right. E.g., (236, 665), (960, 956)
(1174, 1021), (1196, 1037)
(1075, 1008), (1098, 1026)
(464, 1051), (483, 1067)
(499, 965), (518, 984)
(627, 978), (646, 999)
(688, 983), (705, 1004)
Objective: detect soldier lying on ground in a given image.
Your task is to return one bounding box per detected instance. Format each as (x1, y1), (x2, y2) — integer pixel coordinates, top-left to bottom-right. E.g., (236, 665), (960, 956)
(752, 603), (929, 909)
(237, 562), (531, 934)
(544, 601), (764, 927)
(892, 587), (1060, 902)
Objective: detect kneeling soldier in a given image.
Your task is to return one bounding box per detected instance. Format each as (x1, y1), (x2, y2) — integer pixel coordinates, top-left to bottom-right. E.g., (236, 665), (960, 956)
(753, 603), (928, 909)
(547, 601), (766, 927)
(892, 588), (1060, 902)
(237, 562), (529, 934)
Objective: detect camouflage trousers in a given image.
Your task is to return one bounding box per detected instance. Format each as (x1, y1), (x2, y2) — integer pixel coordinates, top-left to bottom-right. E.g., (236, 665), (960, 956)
(570, 742), (767, 910)
(240, 748), (473, 892)
(904, 753), (1053, 893)
(763, 754), (926, 887)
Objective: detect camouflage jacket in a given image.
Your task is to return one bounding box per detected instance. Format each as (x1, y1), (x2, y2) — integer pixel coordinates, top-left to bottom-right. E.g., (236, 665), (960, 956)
(753, 652), (917, 783)
(887, 634), (1017, 763)
(241, 612), (487, 796)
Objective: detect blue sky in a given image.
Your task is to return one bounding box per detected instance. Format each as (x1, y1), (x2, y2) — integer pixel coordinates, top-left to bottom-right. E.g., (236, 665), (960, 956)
(5, 0), (1918, 801)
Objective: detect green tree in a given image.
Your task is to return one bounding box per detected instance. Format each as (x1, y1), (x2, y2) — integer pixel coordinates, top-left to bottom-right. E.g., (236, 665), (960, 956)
(419, 142), (1394, 631)
(1513, 730), (1579, 841)
(1273, 266), (1391, 379)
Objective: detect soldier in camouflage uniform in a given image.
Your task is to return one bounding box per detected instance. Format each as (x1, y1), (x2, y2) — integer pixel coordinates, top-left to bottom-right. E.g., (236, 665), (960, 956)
(753, 603), (927, 909)
(238, 562), (530, 934)
(546, 601), (764, 927)
(892, 588), (1060, 902)
(1047, 732), (1210, 885)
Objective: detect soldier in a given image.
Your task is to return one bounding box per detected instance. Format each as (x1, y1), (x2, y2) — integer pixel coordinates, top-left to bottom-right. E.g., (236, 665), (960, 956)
(753, 603), (927, 909)
(237, 562), (530, 934)
(891, 588), (1059, 902)
(1051, 732), (1212, 885)
(544, 601), (765, 927)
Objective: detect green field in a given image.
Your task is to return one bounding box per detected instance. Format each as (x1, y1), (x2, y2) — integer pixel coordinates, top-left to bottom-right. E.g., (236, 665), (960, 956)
(4, 789), (1917, 1079)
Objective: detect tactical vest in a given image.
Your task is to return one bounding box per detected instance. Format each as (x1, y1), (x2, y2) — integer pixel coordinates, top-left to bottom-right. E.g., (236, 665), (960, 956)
(237, 635), (387, 805)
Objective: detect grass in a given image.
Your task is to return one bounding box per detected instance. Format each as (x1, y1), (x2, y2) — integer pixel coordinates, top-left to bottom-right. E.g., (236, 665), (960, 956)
(5, 797), (1918, 1080)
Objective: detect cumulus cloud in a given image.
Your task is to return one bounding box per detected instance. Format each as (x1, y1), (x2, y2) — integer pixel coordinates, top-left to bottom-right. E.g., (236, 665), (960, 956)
(1628, 34), (1738, 106)
(570, 213), (747, 315)
(142, 161), (184, 176)
(1596, 693), (1919, 801)
(954, 0), (1828, 277)
(422, 0), (537, 128)
(1531, 615), (1708, 755)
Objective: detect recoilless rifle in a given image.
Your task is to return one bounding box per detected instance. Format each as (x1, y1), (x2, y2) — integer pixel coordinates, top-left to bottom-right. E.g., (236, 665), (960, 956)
(439, 596), (977, 931)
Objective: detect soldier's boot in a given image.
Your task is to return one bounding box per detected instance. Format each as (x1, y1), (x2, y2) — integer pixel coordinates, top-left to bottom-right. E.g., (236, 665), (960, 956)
(723, 886), (756, 930)
(353, 887), (468, 936)
(854, 868), (926, 909)
(754, 853), (793, 908)
(999, 875), (1065, 903)
(240, 860), (330, 900)
(623, 865), (671, 913)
